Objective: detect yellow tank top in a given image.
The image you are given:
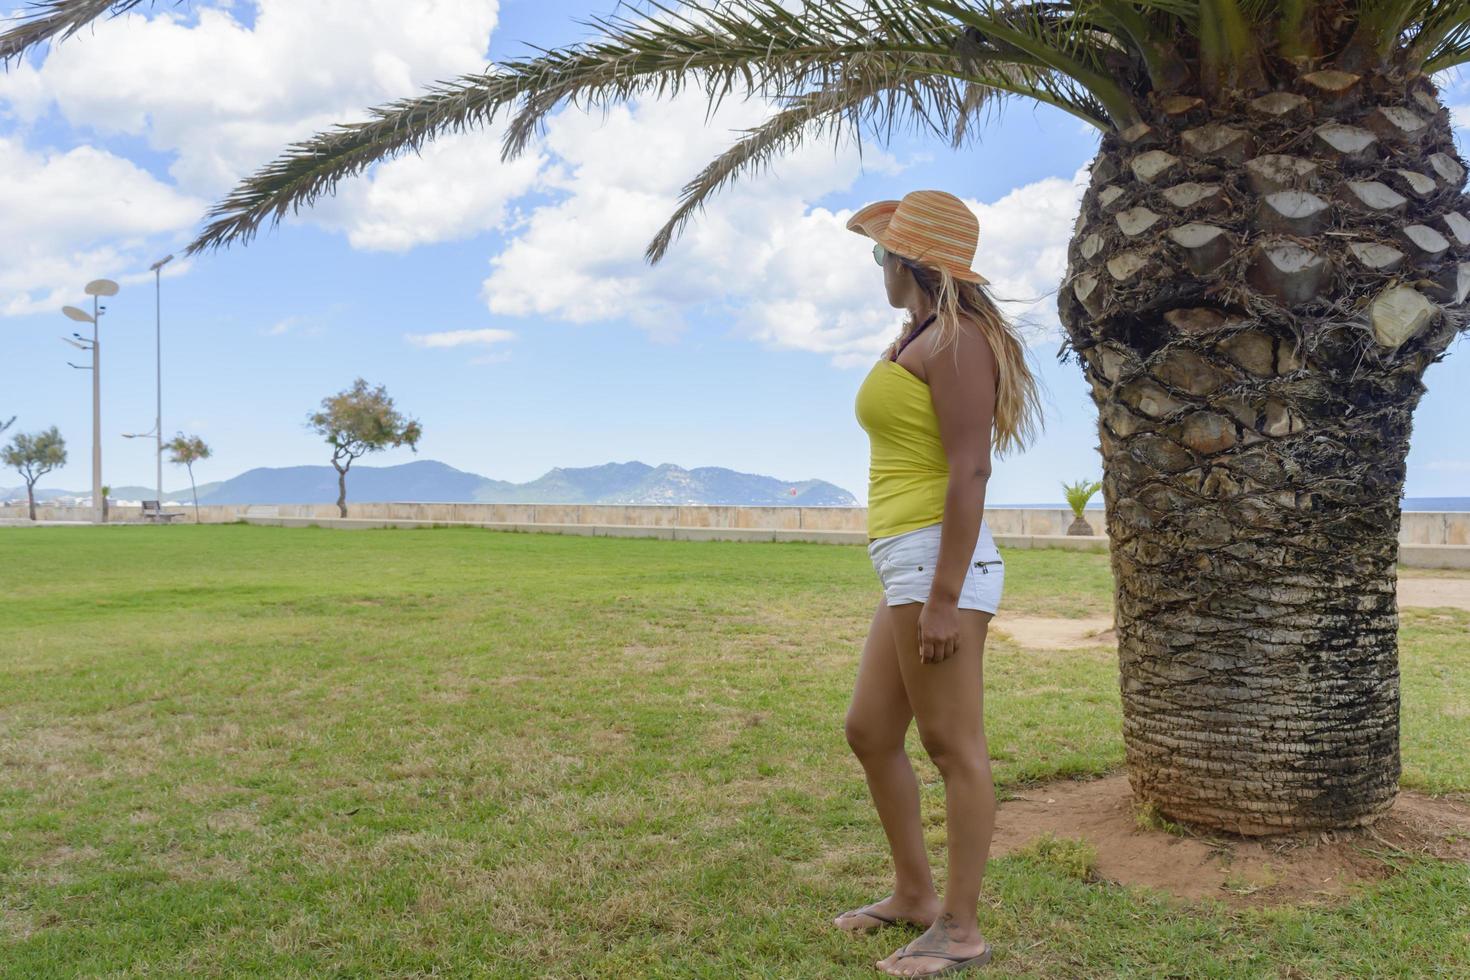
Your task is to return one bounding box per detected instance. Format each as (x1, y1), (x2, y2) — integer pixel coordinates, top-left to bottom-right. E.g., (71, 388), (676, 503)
(854, 358), (949, 540)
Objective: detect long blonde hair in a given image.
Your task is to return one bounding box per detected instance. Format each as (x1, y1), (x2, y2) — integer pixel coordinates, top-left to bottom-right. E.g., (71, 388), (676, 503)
(893, 261), (1045, 458)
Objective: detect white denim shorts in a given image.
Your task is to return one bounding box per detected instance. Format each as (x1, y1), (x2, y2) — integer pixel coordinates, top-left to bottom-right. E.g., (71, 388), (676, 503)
(868, 519), (1005, 613)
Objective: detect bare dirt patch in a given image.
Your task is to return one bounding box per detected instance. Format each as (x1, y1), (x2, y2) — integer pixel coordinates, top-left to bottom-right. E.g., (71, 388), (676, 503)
(992, 774), (1470, 907)
(1398, 575), (1470, 611)
(990, 574), (1466, 652)
(990, 615), (1116, 650)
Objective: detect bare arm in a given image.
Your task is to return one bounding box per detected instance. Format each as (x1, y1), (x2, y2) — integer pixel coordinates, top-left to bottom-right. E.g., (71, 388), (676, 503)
(923, 317), (998, 607)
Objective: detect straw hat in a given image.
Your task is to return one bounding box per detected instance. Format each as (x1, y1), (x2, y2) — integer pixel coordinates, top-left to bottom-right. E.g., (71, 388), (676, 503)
(845, 189), (989, 285)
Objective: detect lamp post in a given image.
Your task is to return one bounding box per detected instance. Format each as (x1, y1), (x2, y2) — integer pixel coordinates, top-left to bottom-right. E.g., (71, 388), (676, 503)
(61, 277), (118, 522)
(148, 256), (172, 502)
(125, 257), (173, 504)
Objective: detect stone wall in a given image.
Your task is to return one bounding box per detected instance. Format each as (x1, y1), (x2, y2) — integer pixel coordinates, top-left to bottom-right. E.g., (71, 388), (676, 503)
(3, 500), (1464, 544)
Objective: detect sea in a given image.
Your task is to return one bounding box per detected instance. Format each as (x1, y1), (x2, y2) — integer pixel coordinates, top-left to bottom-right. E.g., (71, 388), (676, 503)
(988, 498), (1470, 512)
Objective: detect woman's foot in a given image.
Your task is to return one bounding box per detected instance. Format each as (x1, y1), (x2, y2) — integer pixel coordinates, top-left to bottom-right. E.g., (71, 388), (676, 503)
(876, 914), (990, 976)
(833, 892), (940, 934)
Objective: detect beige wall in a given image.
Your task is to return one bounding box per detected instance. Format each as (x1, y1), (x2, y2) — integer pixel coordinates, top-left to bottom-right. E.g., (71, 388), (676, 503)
(4, 501), (1466, 546)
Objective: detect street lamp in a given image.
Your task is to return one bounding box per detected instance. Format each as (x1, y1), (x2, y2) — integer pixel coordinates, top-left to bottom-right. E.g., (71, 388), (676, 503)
(122, 419), (160, 504)
(147, 255), (173, 503)
(60, 277), (119, 522)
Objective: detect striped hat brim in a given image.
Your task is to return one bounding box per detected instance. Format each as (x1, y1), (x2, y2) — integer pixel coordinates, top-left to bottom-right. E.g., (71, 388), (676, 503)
(845, 196), (990, 285)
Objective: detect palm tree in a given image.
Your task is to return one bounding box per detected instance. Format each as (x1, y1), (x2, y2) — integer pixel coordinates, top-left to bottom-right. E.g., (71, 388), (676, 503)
(1062, 477), (1103, 535)
(164, 433), (211, 523)
(9, 1), (1469, 835)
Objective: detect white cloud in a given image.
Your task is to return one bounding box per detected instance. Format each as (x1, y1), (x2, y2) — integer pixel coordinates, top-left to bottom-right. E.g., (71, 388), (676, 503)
(479, 93), (910, 354)
(0, 0), (1091, 362)
(964, 167), (1090, 345)
(0, 136), (205, 316)
(0, 1), (500, 199)
(477, 90), (1086, 363)
(405, 328), (516, 348)
(311, 127), (545, 251)
(0, 0), (506, 309)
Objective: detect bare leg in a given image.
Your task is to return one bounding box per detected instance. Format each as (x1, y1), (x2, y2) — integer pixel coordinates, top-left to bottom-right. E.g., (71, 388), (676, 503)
(835, 597), (942, 932)
(876, 604), (994, 976)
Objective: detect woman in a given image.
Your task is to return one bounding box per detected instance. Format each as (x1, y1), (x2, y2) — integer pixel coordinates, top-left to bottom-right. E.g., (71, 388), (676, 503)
(837, 190), (1043, 977)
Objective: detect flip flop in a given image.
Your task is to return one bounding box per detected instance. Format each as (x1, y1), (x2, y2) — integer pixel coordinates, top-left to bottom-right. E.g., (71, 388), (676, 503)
(879, 939), (993, 976)
(834, 902), (905, 933)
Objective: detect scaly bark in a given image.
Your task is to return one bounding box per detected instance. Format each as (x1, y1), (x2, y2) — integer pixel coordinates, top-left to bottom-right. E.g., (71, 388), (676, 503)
(1058, 72), (1468, 834)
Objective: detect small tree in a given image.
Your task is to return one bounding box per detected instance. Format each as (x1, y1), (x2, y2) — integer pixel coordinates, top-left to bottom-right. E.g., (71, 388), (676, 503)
(3, 427), (67, 521)
(1062, 478), (1103, 536)
(165, 433), (212, 523)
(307, 379), (421, 518)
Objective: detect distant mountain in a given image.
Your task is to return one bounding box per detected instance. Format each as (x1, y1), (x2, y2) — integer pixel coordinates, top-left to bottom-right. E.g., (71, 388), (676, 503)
(0, 486), (85, 503)
(191, 460), (488, 505)
(7, 459), (857, 507)
(0, 482), (222, 505)
(474, 461), (854, 505)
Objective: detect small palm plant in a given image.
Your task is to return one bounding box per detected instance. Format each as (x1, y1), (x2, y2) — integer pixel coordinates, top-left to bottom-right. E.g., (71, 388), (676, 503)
(10, 0), (1470, 835)
(1062, 478), (1103, 536)
(164, 434), (211, 524)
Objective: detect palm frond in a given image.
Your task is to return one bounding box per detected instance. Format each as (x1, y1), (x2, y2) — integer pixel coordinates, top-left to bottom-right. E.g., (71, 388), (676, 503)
(643, 49), (1102, 263)
(1345, 0), (1470, 69)
(18, 0), (1464, 265)
(1197, 0), (1267, 91)
(1087, 0), (1191, 89)
(1411, 0), (1470, 69)
(181, 0), (1086, 256)
(916, 0), (1142, 125)
(643, 72), (939, 265)
(1354, 0), (1424, 56)
(1275, 0), (1320, 60)
(500, 0), (956, 158)
(0, 0), (178, 66)
(1423, 29), (1470, 70)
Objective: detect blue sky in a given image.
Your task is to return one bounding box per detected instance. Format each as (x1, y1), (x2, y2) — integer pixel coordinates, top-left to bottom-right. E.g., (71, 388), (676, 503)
(2, 1), (1468, 504)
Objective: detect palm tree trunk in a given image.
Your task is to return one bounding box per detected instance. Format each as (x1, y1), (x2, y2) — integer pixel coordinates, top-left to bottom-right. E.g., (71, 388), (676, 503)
(1058, 77), (1468, 834)
(188, 464), (199, 524)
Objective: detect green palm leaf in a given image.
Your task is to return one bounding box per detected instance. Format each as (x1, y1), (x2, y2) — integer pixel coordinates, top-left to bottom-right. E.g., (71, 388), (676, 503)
(645, 46), (1109, 263)
(174, 0), (1127, 257)
(5, 0), (1470, 261)
(0, 0), (166, 65)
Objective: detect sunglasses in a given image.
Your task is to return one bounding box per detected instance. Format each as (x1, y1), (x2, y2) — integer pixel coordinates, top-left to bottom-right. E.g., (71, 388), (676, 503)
(873, 242), (915, 268)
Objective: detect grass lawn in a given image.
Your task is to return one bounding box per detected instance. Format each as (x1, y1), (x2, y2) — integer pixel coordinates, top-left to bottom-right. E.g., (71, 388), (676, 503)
(1, 525), (1467, 977)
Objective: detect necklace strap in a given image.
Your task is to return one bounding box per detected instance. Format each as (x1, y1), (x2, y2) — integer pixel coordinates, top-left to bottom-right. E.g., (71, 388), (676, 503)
(891, 312), (939, 361)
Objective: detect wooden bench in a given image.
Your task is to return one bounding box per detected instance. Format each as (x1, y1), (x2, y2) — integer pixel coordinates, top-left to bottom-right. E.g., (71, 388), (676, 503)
(141, 500), (186, 523)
